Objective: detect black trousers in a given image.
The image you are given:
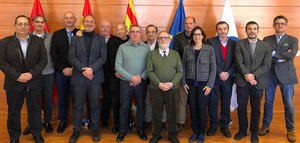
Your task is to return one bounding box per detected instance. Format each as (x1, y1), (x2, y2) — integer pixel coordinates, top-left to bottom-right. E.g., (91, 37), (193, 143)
(237, 84), (263, 134)
(188, 82), (210, 135)
(208, 78), (233, 128)
(72, 83), (101, 131)
(150, 88), (178, 138)
(6, 88), (43, 140)
(119, 80), (147, 133)
(110, 76), (121, 128)
(101, 79), (112, 125)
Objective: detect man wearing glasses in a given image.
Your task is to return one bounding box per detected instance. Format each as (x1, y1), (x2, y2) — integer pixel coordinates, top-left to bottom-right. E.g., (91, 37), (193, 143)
(0, 15), (47, 143)
(147, 31), (182, 143)
(259, 15), (298, 142)
(115, 25), (150, 142)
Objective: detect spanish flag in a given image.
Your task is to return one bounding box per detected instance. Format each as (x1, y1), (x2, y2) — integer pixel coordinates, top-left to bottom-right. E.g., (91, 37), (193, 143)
(79, 0), (92, 31)
(124, 0), (138, 31)
(29, 0), (49, 32)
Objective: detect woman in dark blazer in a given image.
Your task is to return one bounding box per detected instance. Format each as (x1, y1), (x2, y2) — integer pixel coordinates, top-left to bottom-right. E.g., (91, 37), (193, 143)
(181, 26), (217, 143)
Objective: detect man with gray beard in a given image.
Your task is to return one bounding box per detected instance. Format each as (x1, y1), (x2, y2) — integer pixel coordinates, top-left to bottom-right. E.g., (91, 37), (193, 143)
(147, 31), (183, 143)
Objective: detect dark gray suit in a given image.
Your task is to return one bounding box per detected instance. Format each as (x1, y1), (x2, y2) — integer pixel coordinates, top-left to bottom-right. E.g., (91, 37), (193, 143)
(234, 38), (272, 134)
(262, 34), (298, 131)
(207, 36), (235, 129)
(69, 33), (107, 131)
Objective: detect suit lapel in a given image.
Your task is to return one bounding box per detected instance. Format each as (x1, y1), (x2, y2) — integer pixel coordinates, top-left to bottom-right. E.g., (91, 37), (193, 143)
(79, 37), (86, 55)
(277, 34), (287, 49)
(244, 39), (252, 60)
(215, 37), (225, 62)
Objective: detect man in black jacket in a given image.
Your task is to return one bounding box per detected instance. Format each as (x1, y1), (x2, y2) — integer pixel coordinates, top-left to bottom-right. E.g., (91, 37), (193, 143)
(0, 15), (47, 143)
(50, 12), (79, 133)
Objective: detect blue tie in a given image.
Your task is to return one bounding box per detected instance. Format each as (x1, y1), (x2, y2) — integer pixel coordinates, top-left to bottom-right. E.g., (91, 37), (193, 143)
(163, 51), (167, 58)
(67, 31), (72, 44)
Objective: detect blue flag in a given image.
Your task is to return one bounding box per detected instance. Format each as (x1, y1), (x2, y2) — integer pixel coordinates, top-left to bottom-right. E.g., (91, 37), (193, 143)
(169, 0), (186, 49)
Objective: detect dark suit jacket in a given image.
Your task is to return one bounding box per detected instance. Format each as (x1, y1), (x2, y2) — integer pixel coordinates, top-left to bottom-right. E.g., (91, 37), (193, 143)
(263, 34), (298, 85)
(234, 38), (272, 89)
(68, 33), (107, 85)
(0, 34), (47, 91)
(207, 36), (235, 79)
(50, 28), (79, 73)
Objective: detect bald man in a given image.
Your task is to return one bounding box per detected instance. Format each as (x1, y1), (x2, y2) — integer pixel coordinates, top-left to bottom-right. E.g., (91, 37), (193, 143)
(50, 12), (79, 133)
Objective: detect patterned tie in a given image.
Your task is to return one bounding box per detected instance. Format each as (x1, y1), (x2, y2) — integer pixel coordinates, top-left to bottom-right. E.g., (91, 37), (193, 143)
(163, 51), (167, 58)
(67, 31), (72, 44)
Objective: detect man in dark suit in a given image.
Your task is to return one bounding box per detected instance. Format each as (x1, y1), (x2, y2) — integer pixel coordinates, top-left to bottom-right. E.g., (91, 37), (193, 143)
(206, 21), (235, 138)
(258, 15), (298, 142)
(233, 21), (272, 143)
(68, 14), (107, 143)
(50, 12), (79, 133)
(0, 15), (47, 143)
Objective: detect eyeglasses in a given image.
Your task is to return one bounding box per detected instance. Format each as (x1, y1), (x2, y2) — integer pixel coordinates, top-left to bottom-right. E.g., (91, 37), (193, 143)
(159, 37), (170, 40)
(274, 22), (287, 26)
(130, 30), (141, 34)
(193, 33), (202, 36)
(16, 22), (29, 27)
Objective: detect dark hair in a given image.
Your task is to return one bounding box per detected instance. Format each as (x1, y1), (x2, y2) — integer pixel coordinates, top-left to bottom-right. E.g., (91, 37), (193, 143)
(216, 21), (229, 30)
(83, 14), (96, 23)
(146, 24), (158, 33)
(245, 21), (259, 30)
(189, 26), (206, 45)
(129, 24), (141, 31)
(185, 16), (196, 24)
(15, 15), (30, 25)
(273, 15), (288, 25)
(32, 14), (47, 23)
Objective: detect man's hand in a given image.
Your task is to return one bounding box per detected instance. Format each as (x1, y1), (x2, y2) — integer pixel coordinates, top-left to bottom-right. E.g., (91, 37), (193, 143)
(164, 82), (174, 89)
(219, 72), (229, 81)
(76, 30), (83, 36)
(245, 74), (255, 82)
(183, 84), (190, 94)
(249, 79), (257, 85)
(158, 83), (170, 91)
(82, 67), (93, 80)
(115, 72), (120, 78)
(130, 75), (142, 86)
(17, 73), (32, 83)
(203, 86), (212, 96)
(63, 67), (72, 76)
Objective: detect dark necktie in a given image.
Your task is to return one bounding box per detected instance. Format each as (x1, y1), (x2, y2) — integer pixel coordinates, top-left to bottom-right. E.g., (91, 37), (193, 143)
(163, 51), (167, 58)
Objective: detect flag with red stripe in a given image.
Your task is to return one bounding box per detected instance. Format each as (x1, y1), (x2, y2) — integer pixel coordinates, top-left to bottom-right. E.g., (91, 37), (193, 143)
(79, 0), (92, 31)
(29, 0), (49, 32)
(124, 0), (138, 31)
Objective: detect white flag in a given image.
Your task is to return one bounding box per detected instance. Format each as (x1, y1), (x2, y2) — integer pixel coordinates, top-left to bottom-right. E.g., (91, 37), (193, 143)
(220, 0), (239, 112)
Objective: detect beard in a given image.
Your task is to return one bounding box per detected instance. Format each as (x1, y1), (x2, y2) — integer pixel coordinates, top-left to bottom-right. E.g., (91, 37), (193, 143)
(159, 43), (170, 50)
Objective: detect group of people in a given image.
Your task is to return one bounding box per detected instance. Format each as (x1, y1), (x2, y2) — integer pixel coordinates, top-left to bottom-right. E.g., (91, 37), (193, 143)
(0, 11), (297, 143)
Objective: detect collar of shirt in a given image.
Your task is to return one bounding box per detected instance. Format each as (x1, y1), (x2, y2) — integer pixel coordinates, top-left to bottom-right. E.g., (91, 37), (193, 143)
(185, 31), (191, 37)
(31, 31), (48, 38)
(128, 40), (143, 47)
(16, 34), (30, 42)
(275, 33), (285, 43)
(147, 40), (157, 51)
(219, 37), (228, 47)
(159, 48), (169, 57)
(248, 38), (258, 44)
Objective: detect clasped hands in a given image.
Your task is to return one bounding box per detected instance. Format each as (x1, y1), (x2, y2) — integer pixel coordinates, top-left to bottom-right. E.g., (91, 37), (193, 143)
(17, 72), (32, 83)
(158, 82), (174, 91)
(82, 67), (93, 80)
(244, 73), (257, 85)
(130, 75), (142, 86)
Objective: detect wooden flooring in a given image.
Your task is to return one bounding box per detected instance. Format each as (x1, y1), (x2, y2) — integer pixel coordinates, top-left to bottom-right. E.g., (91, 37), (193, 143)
(0, 109), (299, 143)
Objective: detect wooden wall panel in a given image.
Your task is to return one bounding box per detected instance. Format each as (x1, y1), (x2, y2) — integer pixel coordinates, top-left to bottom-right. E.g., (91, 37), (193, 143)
(0, 0), (299, 117)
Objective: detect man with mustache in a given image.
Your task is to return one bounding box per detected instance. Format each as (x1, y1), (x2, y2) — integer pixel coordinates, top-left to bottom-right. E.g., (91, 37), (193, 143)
(234, 21), (272, 143)
(147, 31), (182, 143)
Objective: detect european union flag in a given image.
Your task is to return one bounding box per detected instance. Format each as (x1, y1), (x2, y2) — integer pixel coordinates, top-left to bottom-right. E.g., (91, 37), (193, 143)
(169, 0), (186, 49)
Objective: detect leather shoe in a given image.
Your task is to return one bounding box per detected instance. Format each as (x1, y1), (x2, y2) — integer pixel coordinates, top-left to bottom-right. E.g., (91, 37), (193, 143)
(221, 127), (231, 138)
(116, 132), (126, 142)
(92, 130), (100, 142)
(69, 131), (80, 143)
(44, 123), (53, 133)
(23, 125), (30, 135)
(251, 133), (259, 143)
(206, 127), (217, 136)
(287, 131), (296, 142)
(168, 136), (180, 143)
(234, 131), (247, 140)
(33, 135), (44, 143)
(149, 136), (161, 143)
(10, 139), (19, 143)
(57, 122), (67, 133)
(137, 130), (147, 141)
(112, 126), (119, 133)
(258, 126), (270, 136)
